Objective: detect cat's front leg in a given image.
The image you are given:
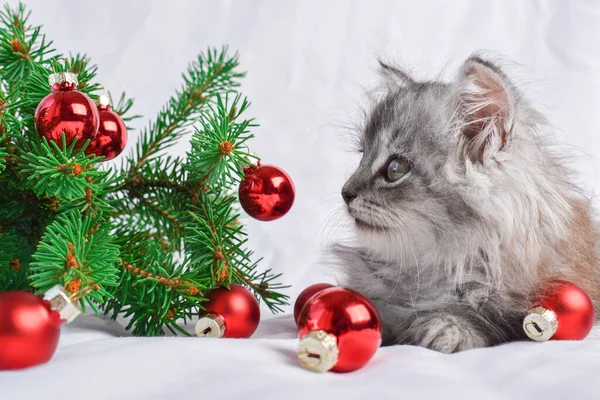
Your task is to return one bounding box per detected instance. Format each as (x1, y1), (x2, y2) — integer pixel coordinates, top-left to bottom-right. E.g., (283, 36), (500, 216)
(396, 305), (525, 353)
(402, 311), (488, 353)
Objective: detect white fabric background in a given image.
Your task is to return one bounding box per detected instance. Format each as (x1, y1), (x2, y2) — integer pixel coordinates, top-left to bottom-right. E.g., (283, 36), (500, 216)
(2, 1), (600, 399)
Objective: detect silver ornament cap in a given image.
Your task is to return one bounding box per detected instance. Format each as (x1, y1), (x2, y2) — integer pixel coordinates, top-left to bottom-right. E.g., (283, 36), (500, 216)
(195, 313), (225, 338)
(48, 72), (78, 88)
(97, 94), (111, 108)
(523, 306), (559, 342)
(43, 284), (81, 324)
(296, 330), (339, 373)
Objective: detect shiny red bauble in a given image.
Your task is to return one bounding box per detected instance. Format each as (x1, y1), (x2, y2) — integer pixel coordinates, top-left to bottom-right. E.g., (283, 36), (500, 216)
(199, 284), (260, 338)
(0, 291), (63, 370)
(297, 287), (382, 373)
(34, 73), (99, 149)
(526, 280), (595, 341)
(238, 163), (295, 221)
(293, 283), (334, 325)
(84, 100), (127, 161)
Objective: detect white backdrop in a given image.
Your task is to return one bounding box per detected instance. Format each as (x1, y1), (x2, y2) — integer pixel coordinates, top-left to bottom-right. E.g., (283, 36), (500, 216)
(17, 0), (600, 314)
(4, 1), (600, 399)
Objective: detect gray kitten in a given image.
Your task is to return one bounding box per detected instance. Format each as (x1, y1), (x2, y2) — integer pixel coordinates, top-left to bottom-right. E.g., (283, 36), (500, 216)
(335, 55), (600, 353)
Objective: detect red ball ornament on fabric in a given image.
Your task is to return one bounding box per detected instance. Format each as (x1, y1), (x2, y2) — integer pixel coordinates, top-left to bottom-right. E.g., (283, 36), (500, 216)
(195, 284), (260, 338)
(84, 95), (127, 161)
(293, 283), (334, 325)
(238, 163), (295, 221)
(34, 72), (99, 149)
(523, 280), (595, 341)
(0, 286), (80, 370)
(296, 287), (382, 373)
(0, 291), (61, 370)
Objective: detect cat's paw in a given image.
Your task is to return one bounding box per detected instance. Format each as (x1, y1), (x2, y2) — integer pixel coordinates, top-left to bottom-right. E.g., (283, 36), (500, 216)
(413, 313), (486, 354)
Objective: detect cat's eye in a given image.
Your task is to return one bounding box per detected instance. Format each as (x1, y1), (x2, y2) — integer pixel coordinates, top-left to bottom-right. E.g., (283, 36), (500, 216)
(386, 156), (413, 182)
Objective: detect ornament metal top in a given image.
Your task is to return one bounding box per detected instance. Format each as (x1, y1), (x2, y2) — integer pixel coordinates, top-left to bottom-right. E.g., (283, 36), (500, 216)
(48, 71), (78, 89)
(43, 284), (82, 323)
(523, 306), (559, 342)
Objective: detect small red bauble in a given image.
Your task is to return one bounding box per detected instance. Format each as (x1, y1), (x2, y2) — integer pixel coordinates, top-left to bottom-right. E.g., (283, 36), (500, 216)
(0, 291), (62, 370)
(238, 163), (295, 221)
(85, 95), (127, 161)
(195, 284), (260, 338)
(524, 280), (595, 341)
(293, 283), (334, 325)
(34, 72), (100, 149)
(296, 287), (382, 373)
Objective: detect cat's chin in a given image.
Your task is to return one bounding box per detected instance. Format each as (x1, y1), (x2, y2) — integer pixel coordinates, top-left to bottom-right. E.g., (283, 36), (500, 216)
(354, 217), (387, 232)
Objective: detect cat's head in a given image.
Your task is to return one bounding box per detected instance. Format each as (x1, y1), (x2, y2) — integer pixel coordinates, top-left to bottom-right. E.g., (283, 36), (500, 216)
(342, 55), (571, 263)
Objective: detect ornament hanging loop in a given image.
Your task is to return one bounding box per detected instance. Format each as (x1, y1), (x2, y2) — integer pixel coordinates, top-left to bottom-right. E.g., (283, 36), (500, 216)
(48, 57), (78, 90)
(97, 83), (111, 108)
(70, 284), (94, 303)
(51, 57), (72, 73)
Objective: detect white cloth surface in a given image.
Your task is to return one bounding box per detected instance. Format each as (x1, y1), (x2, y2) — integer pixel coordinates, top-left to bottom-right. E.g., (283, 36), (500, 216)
(1, 316), (600, 400)
(3, 0), (600, 398)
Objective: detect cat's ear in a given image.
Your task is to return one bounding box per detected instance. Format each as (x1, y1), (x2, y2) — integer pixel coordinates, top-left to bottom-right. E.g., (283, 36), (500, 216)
(378, 59), (415, 87)
(453, 56), (516, 163)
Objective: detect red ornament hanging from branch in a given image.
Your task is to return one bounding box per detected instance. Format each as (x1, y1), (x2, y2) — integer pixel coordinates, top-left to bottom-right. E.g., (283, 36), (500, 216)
(296, 287), (382, 373)
(0, 285), (81, 370)
(195, 284), (260, 338)
(523, 280), (595, 341)
(238, 163), (295, 221)
(85, 94), (127, 161)
(34, 71), (99, 148)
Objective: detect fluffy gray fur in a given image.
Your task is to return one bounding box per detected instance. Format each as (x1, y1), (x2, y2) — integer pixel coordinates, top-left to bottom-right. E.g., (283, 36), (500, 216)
(334, 55), (600, 353)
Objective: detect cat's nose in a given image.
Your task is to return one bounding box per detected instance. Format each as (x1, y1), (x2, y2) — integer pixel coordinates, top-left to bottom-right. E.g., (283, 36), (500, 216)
(342, 189), (357, 205)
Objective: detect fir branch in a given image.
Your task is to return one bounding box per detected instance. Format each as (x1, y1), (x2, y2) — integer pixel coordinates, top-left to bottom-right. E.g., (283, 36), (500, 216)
(0, 3), (55, 88)
(30, 210), (120, 312)
(136, 194), (184, 236)
(127, 47), (244, 178)
(105, 239), (209, 336)
(0, 141), (6, 173)
(109, 91), (141, 130)
(0, 3), (291, 335)
(186, 93), (259, 189)
(0, 227), (25, 291)
(114, 156), (189, 195)
(19, 136), (99, 200)
(17, 136), (120, 216)
(184, 191), (289, 312)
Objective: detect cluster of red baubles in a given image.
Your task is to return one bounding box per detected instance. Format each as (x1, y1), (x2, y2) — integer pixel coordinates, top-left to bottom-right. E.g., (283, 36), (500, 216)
(34, 72), (127, 161)
(0, 279), (595, 372)
(35, 73), (296, 222)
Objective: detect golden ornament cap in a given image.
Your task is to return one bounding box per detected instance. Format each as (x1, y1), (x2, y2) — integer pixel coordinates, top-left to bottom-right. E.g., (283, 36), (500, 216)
(43, 284), (81, 323)
(195, 313), (225, 338)
(48, 72), (78, 88)
(296, 330), (339, 373)
(523, 306), (559, 342)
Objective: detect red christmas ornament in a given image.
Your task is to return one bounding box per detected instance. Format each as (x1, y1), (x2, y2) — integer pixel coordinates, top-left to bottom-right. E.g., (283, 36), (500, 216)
(34, 72), (99, 149)
(293, 283), (334, 325)
(238, 163), (295, 221)
(0, 286), (81, 370)
(195, 284), (260, 338)
(296, 287), (382, 373)
(523, 280), (595, 341)
(85, 94), (127, 161)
